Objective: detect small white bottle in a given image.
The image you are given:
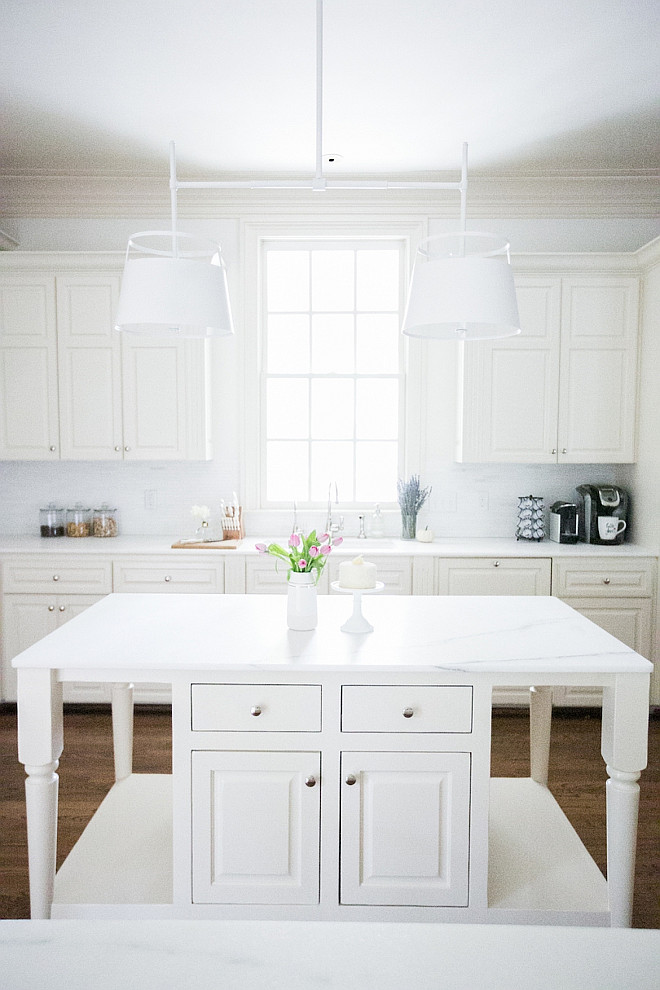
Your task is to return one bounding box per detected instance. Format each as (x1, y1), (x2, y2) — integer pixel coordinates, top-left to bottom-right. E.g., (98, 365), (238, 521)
(370, 503), (385, 538)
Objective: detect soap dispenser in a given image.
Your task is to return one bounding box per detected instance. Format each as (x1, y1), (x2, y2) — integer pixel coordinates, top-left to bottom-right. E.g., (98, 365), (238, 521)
(370, 504), (385, 539)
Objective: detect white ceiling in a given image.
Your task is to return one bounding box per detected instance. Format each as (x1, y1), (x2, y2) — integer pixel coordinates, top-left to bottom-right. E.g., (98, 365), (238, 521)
(2, 0), (659, 182)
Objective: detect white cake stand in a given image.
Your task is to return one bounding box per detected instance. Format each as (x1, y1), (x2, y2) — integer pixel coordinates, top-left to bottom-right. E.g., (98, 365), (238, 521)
(331, 581), (385, 633)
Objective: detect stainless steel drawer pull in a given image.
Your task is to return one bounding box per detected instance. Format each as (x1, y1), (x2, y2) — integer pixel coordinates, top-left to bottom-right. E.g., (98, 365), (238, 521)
(114, 445), (121, 452)
(52, 574), (59, 581)
(48, 605), (55, 612)
(305, 776), (317, 788)
(58, 605), (65, 612)
(493, 560), (500, 567)
(250, 705), (262, 717)
(561, 448), (567, 454)
(403, 707), (414, 718)
(49, 445), (56, 452)
(345, 774), (357, 786)
(603, 577), (611, 584)
(164, 575), (172, 582)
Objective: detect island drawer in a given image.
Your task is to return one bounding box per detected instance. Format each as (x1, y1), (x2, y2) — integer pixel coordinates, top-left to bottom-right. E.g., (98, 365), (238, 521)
(2, 556), (112, 595)
(552, 558), (655, 598)
(113, 559), (224, 593)
(191, 683), (322, 732)
(341, 685), (473, 733)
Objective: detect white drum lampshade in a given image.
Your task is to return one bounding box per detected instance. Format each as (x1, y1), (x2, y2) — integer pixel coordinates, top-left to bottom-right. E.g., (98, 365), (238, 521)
(402, 232), (521, 340)
(114, 231), (234, 338)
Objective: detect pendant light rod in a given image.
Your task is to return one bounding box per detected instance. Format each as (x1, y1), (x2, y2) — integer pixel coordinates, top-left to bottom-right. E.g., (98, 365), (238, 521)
(314, 0), (324, 188)
(169, 140), (178, 257)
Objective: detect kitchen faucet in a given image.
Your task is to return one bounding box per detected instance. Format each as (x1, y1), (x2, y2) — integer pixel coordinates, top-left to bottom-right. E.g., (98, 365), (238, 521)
(325, 482), (344, 537)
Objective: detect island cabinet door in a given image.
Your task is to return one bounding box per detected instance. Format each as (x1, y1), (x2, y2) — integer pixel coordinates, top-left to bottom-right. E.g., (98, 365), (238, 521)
(340, 751), (471, 907)
(191, 751), (321, 904)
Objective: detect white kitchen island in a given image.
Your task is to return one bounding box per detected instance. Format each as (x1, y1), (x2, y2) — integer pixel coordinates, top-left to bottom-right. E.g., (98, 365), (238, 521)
(13, 594), (651, 926)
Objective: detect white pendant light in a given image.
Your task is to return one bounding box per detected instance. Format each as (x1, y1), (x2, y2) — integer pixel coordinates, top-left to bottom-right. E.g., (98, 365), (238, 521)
(115, 145), (234, 338)
(403, 146), (521, 341)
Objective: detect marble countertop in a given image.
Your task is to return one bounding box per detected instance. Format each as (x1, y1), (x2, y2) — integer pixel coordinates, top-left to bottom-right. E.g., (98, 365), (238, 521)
(12, 593), (652, 675)
(1, 920), (658, 990)
(0, 534), (656, 557)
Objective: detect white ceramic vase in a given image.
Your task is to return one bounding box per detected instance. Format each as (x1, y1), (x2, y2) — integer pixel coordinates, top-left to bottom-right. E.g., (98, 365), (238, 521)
(287, 571), (318, 630)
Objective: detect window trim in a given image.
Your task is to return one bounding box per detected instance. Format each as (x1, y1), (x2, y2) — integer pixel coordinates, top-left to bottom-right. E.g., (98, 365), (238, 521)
(240, 217), (427, 511)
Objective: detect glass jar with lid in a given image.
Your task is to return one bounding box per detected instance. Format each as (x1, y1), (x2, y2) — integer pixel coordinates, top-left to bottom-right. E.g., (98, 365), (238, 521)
(93, 504), (119, 538)
(66, 503), (92, 538)
(39, 503), (65, 538)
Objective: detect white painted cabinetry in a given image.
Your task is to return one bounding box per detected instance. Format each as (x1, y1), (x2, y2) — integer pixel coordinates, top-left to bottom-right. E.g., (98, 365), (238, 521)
(0, 275), (59, 459)
(552, 557), (655, 705)
(0, 262), (212, 461)
(458, 274), (639, 463)
(436, 557), (551, 596)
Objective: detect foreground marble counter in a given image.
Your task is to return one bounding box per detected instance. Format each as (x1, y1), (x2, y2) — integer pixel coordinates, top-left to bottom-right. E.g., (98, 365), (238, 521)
(1, 920), (658, 990)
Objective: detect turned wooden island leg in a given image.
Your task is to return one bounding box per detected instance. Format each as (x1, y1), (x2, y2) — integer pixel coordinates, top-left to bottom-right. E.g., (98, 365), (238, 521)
(601, 673), (650, 927)
(111, 682), (134, 781)
(17, 668), (63, 920)
(529, 686), (552, 786)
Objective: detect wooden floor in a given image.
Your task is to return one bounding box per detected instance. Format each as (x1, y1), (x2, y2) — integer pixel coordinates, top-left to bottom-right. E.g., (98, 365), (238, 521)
(1, 704), (658, 927)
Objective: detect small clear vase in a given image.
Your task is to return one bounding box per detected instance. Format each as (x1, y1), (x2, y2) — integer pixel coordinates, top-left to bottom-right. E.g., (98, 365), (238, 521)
(287, 572), (318, 630)
(400, 511), (417, 540)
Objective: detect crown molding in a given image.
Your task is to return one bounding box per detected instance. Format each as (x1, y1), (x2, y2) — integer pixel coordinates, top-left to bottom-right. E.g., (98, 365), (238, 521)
(636, 235), (660, 272)
(1, 173), (659, 219)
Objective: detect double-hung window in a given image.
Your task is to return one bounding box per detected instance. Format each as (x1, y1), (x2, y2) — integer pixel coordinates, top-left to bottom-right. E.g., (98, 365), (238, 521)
(260, 238), (406, 507)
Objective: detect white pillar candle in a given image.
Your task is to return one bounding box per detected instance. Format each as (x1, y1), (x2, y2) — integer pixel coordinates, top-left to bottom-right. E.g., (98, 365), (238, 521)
(338, 555), (377, 589)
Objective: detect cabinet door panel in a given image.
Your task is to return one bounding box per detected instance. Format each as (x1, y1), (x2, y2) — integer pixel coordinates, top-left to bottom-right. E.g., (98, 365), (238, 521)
(457, 278), (560, 463)
(192, 750), (320, 904)
(122, 340), (186, 459)
(436, 558), (551, 596)
(328, 555), (412, 594)
(558, 278), (638, 463)
(340, 751), (470, 906)
(0, 277), (59, 459)
(57, 276), (123, 460)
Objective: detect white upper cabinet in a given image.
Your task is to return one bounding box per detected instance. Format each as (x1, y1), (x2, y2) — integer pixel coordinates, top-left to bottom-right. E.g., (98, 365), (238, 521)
(0, 263), (212, 461)
(0, 275), (60, 459)
(457, 273), (639, 464)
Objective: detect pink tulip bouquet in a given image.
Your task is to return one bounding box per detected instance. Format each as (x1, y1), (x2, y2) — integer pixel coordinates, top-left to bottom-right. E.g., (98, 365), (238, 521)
(255, 530), (343, 583)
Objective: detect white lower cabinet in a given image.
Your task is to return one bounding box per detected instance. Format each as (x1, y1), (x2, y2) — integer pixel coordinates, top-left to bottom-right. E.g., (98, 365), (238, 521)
(436, 557), (551, 596)
(1, 593), (105, 701)
(191, 750), (321, 905)
(339, 750), (471, 907)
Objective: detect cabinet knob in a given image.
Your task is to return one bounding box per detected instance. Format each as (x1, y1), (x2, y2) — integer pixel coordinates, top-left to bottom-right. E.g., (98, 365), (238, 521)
(48, 605), (55, 612)
(603, 577), (611, 585)
(305, 776), (317, 788)
(561, 448), (567, 454)
(345, 774), (357, 786)
(551, 448), (557, 455)
(124, 446), (131, 452)
(402, 707), (414, 718)
(58, 605), (66, 612)
(164, 575), (172, 582)
(114, 445), (121, 452)
(250, 705), (262, 717)
(493, 560), (500, 567)
(49, 445), (56, 452)
(52, 574), (59, 582)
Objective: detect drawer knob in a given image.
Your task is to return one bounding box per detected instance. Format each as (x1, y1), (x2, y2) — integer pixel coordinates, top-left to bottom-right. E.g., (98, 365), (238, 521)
(52, 574), (59, 582)
(603, 577), (611, 585)
(403, 707), (414, 718)
(250, 705), (262, 717)
(561, 448), (567, 454)
(114, 445), (121, 452)
(305, 776), (317, 788)
(124, 446), (131, 452)
(551, 448), (557, 455)
(164, 575), (172, 582)
(58, 605), (66, 612)
(493, 560), (500, 568)
(345, 774), (357, 786)
(48, 605), (55, 612)
(49, 445), (56, 452)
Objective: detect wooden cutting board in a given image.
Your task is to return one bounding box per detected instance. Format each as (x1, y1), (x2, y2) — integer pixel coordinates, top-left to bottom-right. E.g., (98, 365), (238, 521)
(171, 539), (241, 550)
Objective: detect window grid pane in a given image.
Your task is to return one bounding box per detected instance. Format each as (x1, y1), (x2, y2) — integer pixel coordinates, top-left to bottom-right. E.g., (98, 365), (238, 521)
(264, 242), (403, 505)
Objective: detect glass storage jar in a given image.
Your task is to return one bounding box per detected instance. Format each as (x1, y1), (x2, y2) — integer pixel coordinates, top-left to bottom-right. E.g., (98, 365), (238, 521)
(39, 504), (65, 538)
(93, 504), (119, 538)
(66, 503), (92, 538)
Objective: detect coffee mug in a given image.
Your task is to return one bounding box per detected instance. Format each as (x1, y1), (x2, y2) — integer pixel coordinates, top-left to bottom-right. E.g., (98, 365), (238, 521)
(598, 517), (627, 540)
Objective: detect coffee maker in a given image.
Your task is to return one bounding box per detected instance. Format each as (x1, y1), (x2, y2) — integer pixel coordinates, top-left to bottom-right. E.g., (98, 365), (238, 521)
(575, 484), (629, 545)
